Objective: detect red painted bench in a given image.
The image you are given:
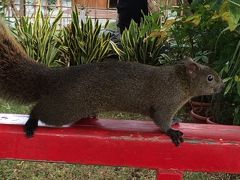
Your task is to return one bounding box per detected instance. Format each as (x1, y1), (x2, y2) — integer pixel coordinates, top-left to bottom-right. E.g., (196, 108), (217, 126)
(0, 113), (240, 179)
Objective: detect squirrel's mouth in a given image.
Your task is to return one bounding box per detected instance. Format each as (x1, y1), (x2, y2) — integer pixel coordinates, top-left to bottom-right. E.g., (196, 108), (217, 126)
(214, 84), (225, 94)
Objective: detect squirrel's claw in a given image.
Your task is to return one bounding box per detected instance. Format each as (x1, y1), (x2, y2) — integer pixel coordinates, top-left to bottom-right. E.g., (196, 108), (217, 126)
(166, 128), (184, 146)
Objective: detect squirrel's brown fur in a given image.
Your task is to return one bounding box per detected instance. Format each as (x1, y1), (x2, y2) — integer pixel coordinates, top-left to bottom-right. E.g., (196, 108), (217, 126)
(0, 18), (53, 103)
(0, 18), (224, 146)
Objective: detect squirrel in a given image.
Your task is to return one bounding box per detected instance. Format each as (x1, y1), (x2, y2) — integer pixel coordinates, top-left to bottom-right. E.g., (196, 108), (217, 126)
(0, 18), (224, 146)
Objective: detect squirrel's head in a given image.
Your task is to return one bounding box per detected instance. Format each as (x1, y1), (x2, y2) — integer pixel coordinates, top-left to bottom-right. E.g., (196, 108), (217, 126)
(184, 57), (224, 96)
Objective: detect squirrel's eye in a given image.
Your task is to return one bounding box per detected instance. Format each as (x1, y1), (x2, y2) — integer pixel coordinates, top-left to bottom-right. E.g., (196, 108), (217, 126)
(207, 75), (214, 82)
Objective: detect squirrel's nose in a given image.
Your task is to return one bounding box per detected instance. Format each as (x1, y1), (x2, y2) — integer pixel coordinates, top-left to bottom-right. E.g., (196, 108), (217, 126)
(221, 82), (225, 90)
(214, 83), (225, 93)
(218, 83), (225, 92)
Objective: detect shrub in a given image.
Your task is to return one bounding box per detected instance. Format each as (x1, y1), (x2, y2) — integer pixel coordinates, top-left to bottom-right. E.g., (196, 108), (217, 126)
(57, 8), (113, 66)
(171, 0), (240, 124)
(113, 12), (175, 65)
(12, 8), (62, 67)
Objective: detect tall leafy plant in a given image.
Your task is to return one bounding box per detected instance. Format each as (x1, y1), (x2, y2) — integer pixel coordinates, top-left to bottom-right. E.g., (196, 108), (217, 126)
(114, 12), (174, 65)
(57, 8), (113, 66)
(13, 8), (63, 67)
(214, 26), (240, 124)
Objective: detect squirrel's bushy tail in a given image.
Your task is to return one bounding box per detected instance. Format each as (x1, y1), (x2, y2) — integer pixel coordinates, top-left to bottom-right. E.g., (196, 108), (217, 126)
(0, 18), (28, 60)
(0, 18), (51, 104)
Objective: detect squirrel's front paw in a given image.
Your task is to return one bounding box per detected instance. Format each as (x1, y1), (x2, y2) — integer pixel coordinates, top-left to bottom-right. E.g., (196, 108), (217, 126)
(166, 128), (184, 146)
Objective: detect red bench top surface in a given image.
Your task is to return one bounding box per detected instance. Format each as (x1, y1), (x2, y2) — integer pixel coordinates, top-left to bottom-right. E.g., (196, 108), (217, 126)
(0, 114), (239, 173)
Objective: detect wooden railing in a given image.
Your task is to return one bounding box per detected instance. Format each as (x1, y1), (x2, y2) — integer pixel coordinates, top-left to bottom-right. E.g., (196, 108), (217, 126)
(0, 113), (239, 180)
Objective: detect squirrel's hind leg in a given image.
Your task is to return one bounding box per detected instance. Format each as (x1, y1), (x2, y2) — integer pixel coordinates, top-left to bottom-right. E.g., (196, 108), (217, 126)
(24, 117), (38, 137)
(24, 104), (39, 137)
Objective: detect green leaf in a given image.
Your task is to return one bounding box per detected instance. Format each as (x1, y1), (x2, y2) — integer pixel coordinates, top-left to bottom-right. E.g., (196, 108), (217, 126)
(224, 79), (233, 95)
(229, 0), (240, 23)
(185, 14), (201, 26)
(237, 81), (240, 96)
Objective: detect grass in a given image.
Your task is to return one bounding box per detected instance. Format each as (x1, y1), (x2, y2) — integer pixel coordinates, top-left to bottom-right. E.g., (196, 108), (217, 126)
(0, 99), (239, 179)
(0, 160), (156, 180)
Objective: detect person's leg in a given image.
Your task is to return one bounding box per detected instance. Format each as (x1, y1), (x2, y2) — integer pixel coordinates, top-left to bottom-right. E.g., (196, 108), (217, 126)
(117, 3), (131, 33)
(131, 0), (148, 25)
(117, 0), (148, 33)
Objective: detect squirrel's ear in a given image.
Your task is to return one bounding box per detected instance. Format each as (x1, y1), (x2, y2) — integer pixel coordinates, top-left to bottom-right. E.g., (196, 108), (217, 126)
(184, 57), (200, 78)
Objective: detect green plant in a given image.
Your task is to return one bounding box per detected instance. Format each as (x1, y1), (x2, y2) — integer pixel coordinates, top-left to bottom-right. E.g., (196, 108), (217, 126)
(12, 8), (63, 67)
(214, 26), (240, 124)
(0, 0), (8, 17)
(113, 12), (175, 65)
(209, 1), (240, 124)
(171, 0), (240, 124)
(171, 0), (240, 61)
(57, 8), (113, 66)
